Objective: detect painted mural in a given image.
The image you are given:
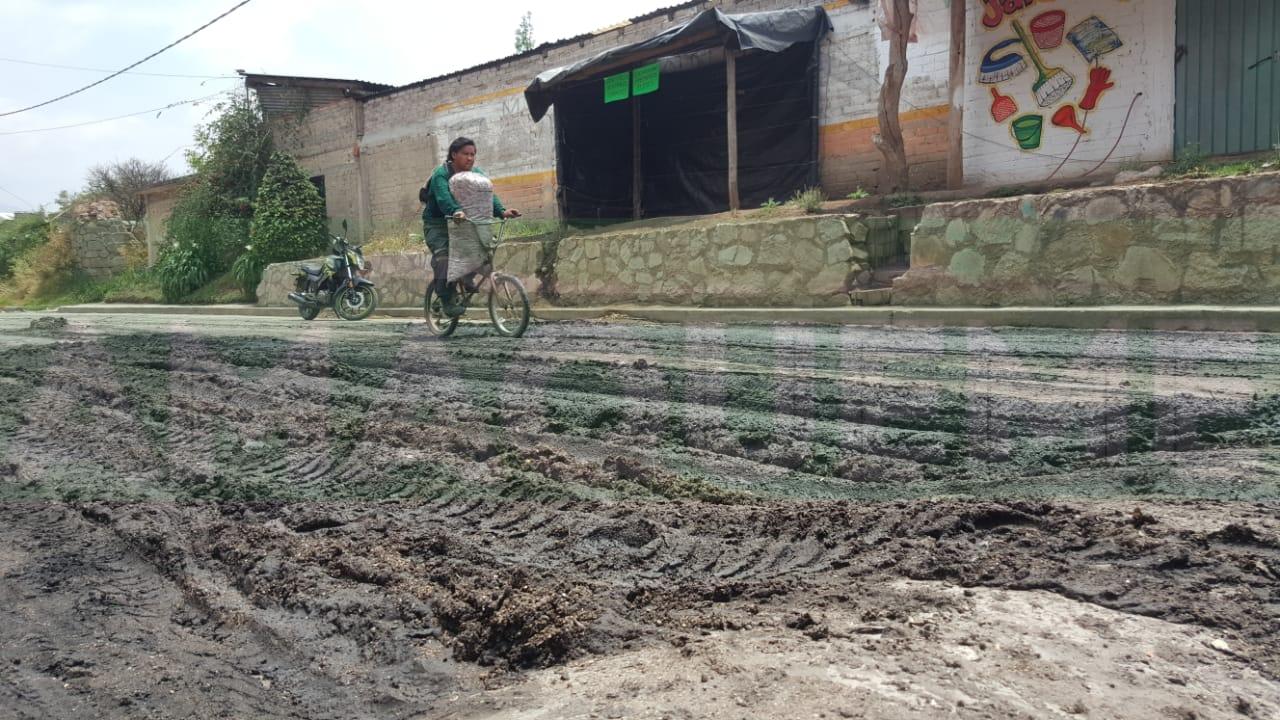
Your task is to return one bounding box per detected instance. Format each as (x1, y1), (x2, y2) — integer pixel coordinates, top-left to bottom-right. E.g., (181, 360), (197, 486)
(975, 0), (1136, 179)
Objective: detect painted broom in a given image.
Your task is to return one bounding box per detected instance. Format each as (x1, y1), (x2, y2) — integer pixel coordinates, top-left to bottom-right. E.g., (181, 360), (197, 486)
(1012, 19), (1074, 108)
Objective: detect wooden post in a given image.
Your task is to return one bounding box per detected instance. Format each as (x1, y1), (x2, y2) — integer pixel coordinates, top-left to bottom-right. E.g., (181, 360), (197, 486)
(726, 50), (740, 213)
(947, 0), (966, 190)
(633, 99), (642, 220)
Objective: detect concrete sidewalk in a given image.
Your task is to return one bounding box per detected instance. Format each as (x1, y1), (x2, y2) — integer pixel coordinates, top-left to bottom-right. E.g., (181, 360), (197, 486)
(47, 302), (1280, 331)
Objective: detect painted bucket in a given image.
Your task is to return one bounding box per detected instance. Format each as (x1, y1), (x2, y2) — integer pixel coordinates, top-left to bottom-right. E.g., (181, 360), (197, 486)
(1011, 115), (1044, 150)
(1030, 11), (1066, 49)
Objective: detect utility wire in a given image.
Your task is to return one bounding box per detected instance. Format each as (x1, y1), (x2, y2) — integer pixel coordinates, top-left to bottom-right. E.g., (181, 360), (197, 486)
(0, 56), (237, 80)
(0, 183), (35, 210)
(0, 89), (230, 136)
(0, 0), (253, 117)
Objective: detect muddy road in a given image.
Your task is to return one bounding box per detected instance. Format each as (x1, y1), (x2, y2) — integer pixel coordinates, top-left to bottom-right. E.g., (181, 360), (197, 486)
(0, 313), (1277, 718)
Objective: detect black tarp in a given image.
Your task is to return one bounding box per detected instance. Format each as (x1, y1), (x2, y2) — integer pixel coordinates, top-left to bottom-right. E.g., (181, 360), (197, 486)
(525, 7), (832, 122)
(529, 7), (832, 220)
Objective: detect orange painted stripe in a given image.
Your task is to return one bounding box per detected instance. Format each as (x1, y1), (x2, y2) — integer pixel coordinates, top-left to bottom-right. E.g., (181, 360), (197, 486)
(819, 104), (951, 137)
(492, 170), (556, 188)
(823, 0), (853, 10)
(433, 86), (525, 113)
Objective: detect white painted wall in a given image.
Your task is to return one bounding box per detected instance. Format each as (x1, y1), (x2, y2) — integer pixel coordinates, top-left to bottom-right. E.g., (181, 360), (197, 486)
(962, 0), (1175, 186)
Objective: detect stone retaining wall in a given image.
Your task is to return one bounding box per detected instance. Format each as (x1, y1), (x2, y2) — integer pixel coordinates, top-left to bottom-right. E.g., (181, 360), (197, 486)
(256, 215), (872, 309)
(894, 174), (1280, 306)
(70, 220), (141, 279)
(256, 239), (542, 309)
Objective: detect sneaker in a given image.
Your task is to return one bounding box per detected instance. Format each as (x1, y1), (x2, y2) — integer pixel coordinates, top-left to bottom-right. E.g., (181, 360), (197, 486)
(444, 301), (467, 318)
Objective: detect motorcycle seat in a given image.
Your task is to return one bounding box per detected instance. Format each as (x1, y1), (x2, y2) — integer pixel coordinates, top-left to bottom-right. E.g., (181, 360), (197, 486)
(301, 264), (324, 275)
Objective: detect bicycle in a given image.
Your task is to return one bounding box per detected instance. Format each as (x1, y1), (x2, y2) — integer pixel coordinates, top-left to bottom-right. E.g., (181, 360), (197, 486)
(423, 217), (531, 338)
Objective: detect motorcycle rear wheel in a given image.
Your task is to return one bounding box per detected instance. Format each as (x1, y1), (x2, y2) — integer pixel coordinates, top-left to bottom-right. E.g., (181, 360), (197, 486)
(333, 285), (377, 321)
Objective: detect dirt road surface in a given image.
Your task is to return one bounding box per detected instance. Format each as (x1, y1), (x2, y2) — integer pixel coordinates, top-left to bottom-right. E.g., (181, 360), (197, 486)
(1, 313), (1277, 718)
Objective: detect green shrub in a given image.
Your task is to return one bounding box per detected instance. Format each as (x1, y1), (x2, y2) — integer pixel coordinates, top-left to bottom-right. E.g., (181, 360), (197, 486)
(1166, 144), (1206, 176)
(0, 215), (51, 279)
(2, 224), (81, 301)
(789, 186), (826, 213)
(846, 187), (869, 200)
(886, 193), (924, 208)
(154, 241), (211, 301)
(250, 152), (328, 262)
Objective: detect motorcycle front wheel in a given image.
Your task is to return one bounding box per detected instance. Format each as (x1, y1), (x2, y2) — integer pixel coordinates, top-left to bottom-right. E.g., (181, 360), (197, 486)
(333, 285), (377, 321)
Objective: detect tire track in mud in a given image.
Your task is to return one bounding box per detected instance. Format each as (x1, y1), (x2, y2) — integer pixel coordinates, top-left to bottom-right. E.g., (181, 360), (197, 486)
(0, 319), (1278, 716)
(1, 321), (1278, 504)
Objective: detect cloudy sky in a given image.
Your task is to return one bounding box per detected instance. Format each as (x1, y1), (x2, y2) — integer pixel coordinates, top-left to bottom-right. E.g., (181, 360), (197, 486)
(0, 0), (676, 213)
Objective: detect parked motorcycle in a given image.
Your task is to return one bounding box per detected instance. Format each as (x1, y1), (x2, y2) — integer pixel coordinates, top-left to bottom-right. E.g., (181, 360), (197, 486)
(287, 234), (378, 321)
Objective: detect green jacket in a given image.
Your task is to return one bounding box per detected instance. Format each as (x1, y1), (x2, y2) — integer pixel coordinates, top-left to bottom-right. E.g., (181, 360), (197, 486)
(420, 164), (506, 226)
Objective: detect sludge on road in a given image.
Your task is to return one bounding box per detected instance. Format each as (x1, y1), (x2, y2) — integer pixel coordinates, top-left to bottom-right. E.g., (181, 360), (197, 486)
(0, 314), (1277, 719)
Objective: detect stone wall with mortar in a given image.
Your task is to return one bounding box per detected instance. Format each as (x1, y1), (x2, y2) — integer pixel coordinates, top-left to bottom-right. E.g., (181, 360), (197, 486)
(893, 173), (1280, 306)
(70, 219), (142, 279)
(550, 216), (869, 307)
(256, 239), (543, 310)
(256, 215), (871, 309)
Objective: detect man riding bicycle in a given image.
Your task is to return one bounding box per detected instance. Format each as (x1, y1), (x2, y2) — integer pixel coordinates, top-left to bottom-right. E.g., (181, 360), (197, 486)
(419, 137), (520, 317)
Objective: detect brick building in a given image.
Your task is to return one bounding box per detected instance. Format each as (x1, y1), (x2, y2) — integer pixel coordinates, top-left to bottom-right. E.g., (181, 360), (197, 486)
(222, 0), (1270, 239)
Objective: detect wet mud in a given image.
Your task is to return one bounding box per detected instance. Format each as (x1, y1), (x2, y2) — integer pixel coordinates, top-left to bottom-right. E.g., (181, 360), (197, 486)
(0, 316), (1277, 718)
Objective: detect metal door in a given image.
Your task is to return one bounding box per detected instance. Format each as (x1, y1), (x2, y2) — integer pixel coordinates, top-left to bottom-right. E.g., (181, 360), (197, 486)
(1176, 0), (1280, 155)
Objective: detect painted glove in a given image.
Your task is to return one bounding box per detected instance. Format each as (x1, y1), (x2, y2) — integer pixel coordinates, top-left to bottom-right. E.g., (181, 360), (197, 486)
(1080, 66), (1115, 111)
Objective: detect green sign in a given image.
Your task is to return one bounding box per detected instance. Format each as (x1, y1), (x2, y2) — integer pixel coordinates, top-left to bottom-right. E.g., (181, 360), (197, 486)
(632, 63), (661, 96)
(604, 72), (631, 103)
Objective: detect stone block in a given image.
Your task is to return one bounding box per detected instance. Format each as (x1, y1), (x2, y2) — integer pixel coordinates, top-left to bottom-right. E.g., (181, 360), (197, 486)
(945, 219), (968, 247)
(1014, 225), (1040, 255)
(1079, 196), (1125, 225)
(826, 239), (853, 265)
(1113, 246), (1180, 294)
(816, 218), (849, 245)
(1054, 266), (1098, 303)
(716, 245), (753, 267)
(948, 248), (986, 287)
(911, 230), (952, 268)
(1181, 252), (1253, 300)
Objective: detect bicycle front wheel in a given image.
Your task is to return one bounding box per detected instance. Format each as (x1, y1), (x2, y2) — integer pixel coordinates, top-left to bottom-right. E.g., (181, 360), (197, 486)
(487, 273), (530, 338)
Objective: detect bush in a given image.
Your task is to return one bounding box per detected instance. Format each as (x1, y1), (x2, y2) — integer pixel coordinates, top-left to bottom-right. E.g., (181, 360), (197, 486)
(789, 186), (826, 213)
(154, 241), (212, 301)
(0, 215), (51, 279)
(2, 224), (81, 301)
(235, 152), (329, 297)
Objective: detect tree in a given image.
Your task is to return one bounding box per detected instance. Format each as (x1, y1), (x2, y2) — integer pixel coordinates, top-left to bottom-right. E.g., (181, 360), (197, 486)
(515, 12), (534, 53)
(85, 158), (172, 221)
(232, 151), (328, 297)
(875, 0), (915, 193)
(155, 91), (273, 301)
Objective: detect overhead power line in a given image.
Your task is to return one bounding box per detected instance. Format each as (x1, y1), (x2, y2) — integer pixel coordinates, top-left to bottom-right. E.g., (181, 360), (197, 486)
(0, 56), (237, 80)
(0, 0), (254, 118)
(0, 89), (231, 136)
(0, 183), (36, 210)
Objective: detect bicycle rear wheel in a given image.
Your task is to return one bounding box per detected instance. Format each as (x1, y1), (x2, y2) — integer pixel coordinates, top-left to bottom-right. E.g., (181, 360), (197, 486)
(423, 285), (459, 337)
(488, 273), (530, 338)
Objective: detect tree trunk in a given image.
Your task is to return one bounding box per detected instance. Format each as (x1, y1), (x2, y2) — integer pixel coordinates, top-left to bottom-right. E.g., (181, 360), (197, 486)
(875, 0), (913, 194)
(947, 0), (966, 190)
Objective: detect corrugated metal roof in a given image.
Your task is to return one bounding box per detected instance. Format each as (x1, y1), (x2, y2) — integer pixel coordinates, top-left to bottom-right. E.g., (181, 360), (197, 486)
(240, 72), (394, 119)
(242, 1), (709, 108)
(362, 0), (707, 101)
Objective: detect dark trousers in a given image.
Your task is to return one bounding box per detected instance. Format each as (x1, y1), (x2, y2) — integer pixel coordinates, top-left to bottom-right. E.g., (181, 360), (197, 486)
(425, 223), (451, 298)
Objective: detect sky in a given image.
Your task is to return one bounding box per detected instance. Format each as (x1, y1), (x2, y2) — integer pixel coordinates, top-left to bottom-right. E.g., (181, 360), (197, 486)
(0, 0), (679, 214)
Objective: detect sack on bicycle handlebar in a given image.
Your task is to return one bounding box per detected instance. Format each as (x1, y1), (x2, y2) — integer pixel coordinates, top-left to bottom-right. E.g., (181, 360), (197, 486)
(446, 171), (495, 282)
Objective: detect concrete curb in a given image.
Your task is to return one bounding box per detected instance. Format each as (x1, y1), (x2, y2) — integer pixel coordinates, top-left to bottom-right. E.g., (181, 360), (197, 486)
(50, 303), (1280, 331)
